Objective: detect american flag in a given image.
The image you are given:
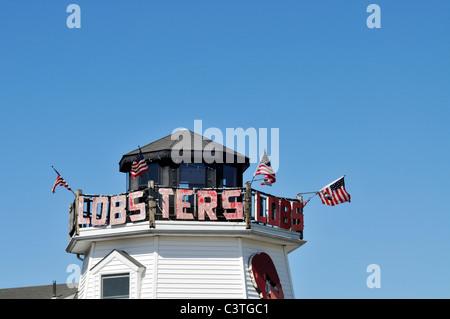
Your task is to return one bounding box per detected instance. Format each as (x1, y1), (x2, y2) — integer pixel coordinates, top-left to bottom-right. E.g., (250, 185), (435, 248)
(318, 176), (351, 206)
(254, 149), (276, 185)
(131, 150), (149, 178)
(52, 174), (72, 193)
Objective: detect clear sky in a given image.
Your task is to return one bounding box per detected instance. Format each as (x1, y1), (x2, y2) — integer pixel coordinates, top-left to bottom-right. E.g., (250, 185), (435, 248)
(0, 1), (449, 298)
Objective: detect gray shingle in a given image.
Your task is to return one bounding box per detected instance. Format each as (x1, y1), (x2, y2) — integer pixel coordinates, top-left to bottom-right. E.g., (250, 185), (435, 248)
(0, 283), (78, 299)
(119, 130), (249, 172)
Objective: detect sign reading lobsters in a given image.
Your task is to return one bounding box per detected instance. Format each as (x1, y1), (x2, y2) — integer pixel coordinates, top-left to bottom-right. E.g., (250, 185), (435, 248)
(76, 188), (303, 233)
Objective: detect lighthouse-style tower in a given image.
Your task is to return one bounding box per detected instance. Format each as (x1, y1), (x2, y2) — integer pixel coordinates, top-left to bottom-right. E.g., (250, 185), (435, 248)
(66, 130), (306, 299)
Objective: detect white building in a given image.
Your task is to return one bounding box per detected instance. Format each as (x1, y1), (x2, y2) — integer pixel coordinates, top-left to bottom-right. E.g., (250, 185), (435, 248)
(66, 131), (306, 299)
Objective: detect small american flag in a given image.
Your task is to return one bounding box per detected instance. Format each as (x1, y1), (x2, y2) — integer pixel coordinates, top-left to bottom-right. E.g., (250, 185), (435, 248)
(254, 149), (276, 185)
(52, 174), (72, 193)
(318, 176), (351, 206)
(131, 150), (149, 178)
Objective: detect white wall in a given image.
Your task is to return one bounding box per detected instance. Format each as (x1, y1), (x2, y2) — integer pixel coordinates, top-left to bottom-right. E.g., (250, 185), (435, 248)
(78, 235), (294, 299)
(156, 236), (244, 298)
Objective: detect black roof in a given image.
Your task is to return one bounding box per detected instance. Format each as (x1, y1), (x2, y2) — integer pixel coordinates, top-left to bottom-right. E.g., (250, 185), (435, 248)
(0, 283), (78, 299)
(119, 130), (250, 173)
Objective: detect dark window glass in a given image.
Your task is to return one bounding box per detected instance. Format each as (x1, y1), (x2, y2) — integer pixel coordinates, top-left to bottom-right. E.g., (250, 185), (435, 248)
(223, 165), (237, 187)
(179, 163), (205, 188)
(139, 163), (159, 187)
(102, 273), (130, 299)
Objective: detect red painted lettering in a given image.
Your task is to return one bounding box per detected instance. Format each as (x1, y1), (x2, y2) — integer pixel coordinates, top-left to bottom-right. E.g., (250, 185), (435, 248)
(279, 199), (291, 230)
(291, 201), (304, 232)
(77, 195), (90, 225)
(176, 189), (194, 219)
(158, 188), (173, 218)
(128, 191), (146, 222)
(197, 190), (218, 220)
(222, 190), (243, 220)
(91, 196), (108, 226)
(267, 196), (279, 227)
(110, 195), (127, 225)
(254, 192), (266, 224)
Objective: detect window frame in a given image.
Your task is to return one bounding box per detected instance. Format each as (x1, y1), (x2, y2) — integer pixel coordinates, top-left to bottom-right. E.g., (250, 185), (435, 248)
(101, 272), (131, 299)
(222, 164), (238, 187)
(178, 163), (206, 188)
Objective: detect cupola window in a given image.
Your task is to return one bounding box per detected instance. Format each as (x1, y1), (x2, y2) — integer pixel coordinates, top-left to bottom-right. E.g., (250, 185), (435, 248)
(179, 163), (205, 188)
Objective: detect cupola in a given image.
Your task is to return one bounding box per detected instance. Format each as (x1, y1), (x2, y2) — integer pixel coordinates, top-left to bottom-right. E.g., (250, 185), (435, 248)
(118, 130), (250, 191)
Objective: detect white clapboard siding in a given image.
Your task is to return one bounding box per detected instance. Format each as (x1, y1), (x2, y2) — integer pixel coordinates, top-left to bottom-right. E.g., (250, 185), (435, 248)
(77, 249), (91, 299)
(77, 231), (297, 299)
(93, 238), (155, 299)
(241, 238), (295, 299)
(80, 237), (155, 299)
(156, 236), (244, 299)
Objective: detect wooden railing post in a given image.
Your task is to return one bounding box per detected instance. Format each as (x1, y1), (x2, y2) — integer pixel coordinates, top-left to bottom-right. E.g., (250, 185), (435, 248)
(69, 202), (74, 241)
(75, 189), (83, 235)
(148, 181), (156, 228)
(245, 182), (252, 229)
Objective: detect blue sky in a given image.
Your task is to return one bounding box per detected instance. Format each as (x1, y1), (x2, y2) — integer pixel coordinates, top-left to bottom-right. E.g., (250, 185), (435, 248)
(0, 1), (449, 298)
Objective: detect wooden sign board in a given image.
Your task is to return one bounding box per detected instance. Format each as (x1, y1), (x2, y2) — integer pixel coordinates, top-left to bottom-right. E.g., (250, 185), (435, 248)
(74, 187), (304, 233)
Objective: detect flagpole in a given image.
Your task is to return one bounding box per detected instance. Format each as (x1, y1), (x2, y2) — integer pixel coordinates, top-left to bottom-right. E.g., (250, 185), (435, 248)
(51, 165), (60, 175)
(52, 165), (76, 196)
(297, 191), (320, 195)
(303, 192), (319, 205)
(249, 175), (256, 187)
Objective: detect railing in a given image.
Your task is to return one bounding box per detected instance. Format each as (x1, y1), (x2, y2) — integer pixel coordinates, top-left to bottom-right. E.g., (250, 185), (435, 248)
(69, 182), (304, 241)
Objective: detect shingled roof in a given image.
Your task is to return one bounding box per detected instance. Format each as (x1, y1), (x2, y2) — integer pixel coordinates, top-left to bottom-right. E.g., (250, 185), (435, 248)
(0, 283), (78, 299)
(119, 130), (250, 172)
